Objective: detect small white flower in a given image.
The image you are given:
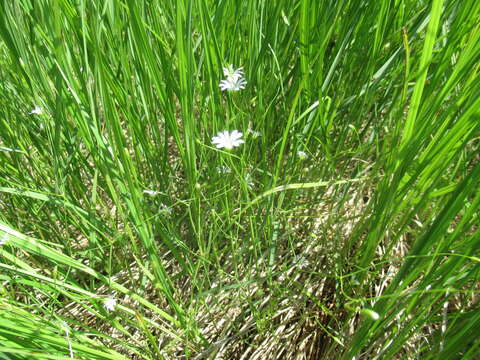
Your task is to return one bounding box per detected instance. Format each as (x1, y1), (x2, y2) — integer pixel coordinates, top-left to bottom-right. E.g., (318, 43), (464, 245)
(29, 106), (43, 115)
(223, 65), (244, 81)
(103, 297), (117, 312)
(297, 151), (308, 160)
(219, 77), (247, 91)
(219, 65), (247, 91)
(216, 165), (231, 174)
(211, 130), (244, 150)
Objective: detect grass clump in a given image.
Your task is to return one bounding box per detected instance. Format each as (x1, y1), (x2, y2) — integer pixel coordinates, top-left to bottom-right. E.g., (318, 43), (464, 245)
(0, 0), (479, 359)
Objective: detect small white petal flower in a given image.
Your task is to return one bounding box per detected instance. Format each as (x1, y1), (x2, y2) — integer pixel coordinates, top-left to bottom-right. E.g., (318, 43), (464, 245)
(29, 106), (43, 115)
(223, 65), (244, 81)
(216, 165), (231, 174)
(297, 151), (308, 160)
(219, 77), (247, 91)
(211, 130), (244, 150)
(219, 65), (247, 91)
(103, 297), (117, 312)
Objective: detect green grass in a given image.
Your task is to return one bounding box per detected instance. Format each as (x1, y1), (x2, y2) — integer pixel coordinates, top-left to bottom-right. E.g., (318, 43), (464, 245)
(0, 0), (479, 359)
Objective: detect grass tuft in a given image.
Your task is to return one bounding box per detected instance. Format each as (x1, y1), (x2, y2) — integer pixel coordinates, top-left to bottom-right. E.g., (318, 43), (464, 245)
(0, 0), (479, 359)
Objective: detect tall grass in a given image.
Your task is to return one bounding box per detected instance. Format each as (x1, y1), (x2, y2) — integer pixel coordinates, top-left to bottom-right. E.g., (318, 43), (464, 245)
(0, 0), (479, 359)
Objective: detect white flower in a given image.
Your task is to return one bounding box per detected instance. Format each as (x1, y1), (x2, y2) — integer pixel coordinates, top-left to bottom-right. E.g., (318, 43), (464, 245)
(219, 65), (247, 91)
(216, 165), (231, 174)
(103, 297), (117, 312)
(219, 77), (247, 91)
(29, 106), (43, 115)
(297, 151), (308, 160)
(211, 130), (244, 149)
(223, 65), (244, 81)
